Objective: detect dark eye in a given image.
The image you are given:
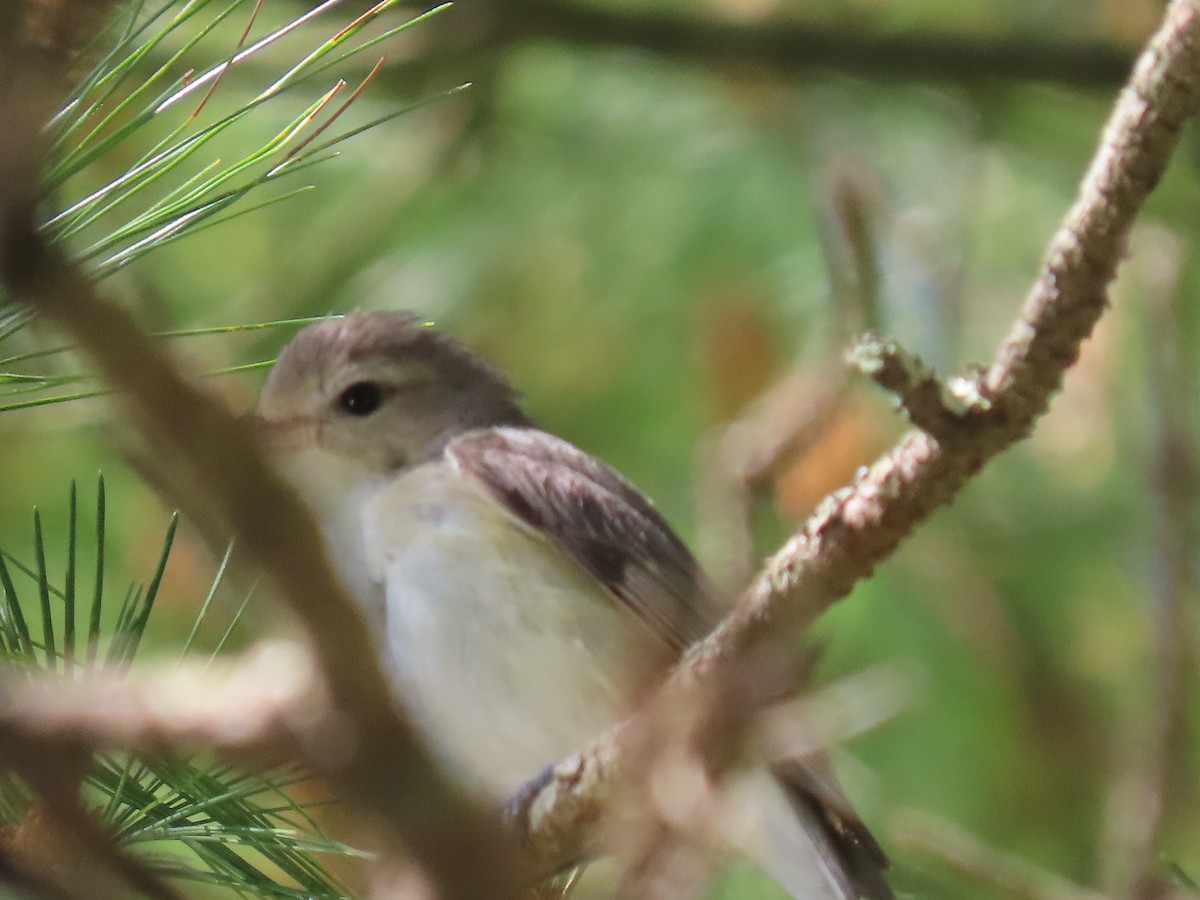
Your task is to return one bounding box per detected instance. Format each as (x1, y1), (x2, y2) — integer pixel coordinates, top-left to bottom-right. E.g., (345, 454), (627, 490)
(337, 381), (384, 416)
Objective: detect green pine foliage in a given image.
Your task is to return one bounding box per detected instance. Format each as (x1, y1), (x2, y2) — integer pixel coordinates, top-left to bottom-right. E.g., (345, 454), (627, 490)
(0, 477), (359, 896)
(0, 0), (455, 895)
(1, 0), (456, 410)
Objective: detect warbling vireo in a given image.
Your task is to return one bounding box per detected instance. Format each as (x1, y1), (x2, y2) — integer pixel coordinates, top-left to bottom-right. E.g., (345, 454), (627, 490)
(257, 312), (891, 899)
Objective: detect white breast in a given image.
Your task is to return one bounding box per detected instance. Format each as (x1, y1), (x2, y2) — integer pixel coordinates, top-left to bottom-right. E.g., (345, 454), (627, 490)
(350, 463), (857, 900)
(361, 463), (637, 797)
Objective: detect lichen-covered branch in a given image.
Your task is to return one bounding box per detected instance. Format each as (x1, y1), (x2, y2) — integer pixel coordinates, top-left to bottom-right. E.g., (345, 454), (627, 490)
(846, 334), (983, 439)
(511, 0), (1200, 872)
(374, 0), (1136, 96)
(2, 0), (1200, 892)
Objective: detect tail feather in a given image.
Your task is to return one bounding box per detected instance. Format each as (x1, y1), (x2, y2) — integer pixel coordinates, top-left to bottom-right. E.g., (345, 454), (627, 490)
(774, 761), (893, 900)
(720, 769), (892, 900)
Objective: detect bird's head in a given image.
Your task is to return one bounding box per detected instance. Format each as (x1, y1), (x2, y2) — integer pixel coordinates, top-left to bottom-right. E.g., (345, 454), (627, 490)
(257, 312), (528, 517)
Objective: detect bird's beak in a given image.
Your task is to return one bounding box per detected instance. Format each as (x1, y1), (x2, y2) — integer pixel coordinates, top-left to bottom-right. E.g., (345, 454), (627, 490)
(246, 411), (319, 453)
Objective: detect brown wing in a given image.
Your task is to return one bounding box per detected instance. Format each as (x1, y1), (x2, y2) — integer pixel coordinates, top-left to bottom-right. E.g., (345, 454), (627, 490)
(445, 426), (719, 654)
(446, 425), (891, 899)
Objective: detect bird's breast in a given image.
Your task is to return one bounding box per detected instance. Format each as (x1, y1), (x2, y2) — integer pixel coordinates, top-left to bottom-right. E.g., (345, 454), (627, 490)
(362, 463), (637, 797)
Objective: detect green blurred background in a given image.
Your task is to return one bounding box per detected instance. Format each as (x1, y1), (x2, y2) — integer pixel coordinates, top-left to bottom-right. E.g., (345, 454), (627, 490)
(3, 0), (1199, 896)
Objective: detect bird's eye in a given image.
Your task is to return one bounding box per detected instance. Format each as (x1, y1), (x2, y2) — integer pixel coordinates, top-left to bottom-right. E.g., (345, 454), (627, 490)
(337, 381), (384, 416)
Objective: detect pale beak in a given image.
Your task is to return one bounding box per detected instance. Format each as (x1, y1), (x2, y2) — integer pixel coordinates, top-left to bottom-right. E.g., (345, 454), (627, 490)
(246, 411), (320, 453)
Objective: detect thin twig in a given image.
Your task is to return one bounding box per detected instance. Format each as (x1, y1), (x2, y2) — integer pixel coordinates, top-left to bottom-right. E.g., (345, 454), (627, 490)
(695, 165), (882, 590)
(697, 372), (848, 590)
(893, 810), (1109, 900)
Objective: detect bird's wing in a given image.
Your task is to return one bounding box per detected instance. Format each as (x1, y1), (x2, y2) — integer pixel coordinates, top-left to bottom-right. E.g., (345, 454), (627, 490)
(444, 426), (719, 654)
(773, 761), (894, 900)
(445, 425), (890, 899)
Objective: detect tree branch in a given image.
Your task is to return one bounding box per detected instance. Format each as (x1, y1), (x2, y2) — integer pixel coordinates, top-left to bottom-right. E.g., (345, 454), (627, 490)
(509, 0), (1200, 873)
(847, 334), (981, 440)
(2, 0), (1199, 891)
(0, 643), (320, 763)
(0, 18), (527, 899)
(892, 810), (1109, 900)
(1100, 229), (1200, 899)
(374, 0), (1138, 95)
(492, 0), (1136, 89)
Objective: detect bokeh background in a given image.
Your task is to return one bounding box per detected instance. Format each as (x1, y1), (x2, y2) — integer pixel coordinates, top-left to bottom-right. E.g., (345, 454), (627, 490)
(2, 0), (1199, 897)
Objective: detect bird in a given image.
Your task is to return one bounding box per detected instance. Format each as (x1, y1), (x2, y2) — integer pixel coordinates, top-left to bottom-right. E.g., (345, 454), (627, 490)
(256, 311), (891, 899)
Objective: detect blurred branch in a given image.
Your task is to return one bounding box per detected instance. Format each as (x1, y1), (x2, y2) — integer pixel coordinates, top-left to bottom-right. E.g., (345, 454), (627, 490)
(18, 0), (124, 68)
(1, 702), (179, 900)
(1130, 233), (1199, 899)
(0, 642), (322, 764)
(0, 779), (180, 900)
(374, 0), (1137, 94)
(696, 166), (881, 590)
(0, 644), (356, 898)
(0, 853), (71, 900)
(822, 164), (885, 339)
(892, 810), (1109, 900)
(1, 0), (1198, 891)
(0, 14), (527, 899)
(510, 0), (1200, 873)
(1102, 229), (1200, 899)
(697, 373), (848, 589)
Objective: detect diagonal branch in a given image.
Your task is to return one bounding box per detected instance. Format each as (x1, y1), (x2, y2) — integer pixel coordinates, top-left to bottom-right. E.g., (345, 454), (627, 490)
(0, 16), (527, 900)
(1, 0), (1199, 892)
(893, 810), (1109, 900)
(1100, 230), (1200, 898)
(510, 0), (1200, 873)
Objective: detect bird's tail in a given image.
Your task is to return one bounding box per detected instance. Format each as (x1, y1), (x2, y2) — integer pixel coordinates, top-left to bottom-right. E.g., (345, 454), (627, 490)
(719, 768), (892, 900)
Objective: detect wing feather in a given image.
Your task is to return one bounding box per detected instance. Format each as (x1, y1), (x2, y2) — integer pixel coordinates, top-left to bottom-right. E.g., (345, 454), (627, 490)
(444, 425), (891, 898)
(445, 426), (719, 653)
